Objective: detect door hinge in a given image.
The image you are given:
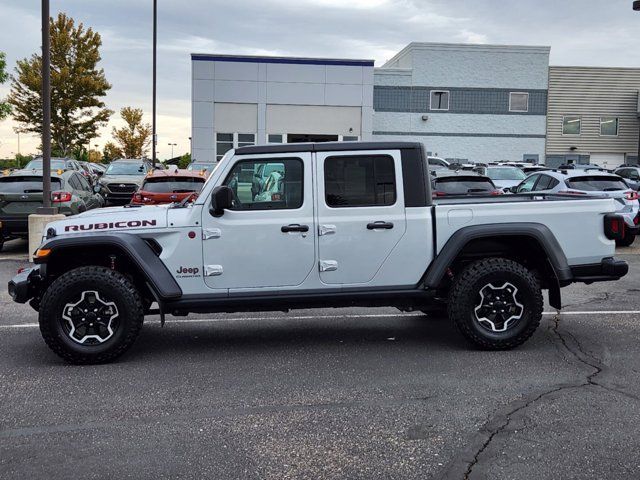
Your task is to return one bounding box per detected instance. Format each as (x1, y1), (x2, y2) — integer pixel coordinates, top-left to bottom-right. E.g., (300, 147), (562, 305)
(204, 265), (223, 277)
(319, 260), (338, 272)
(203, 228), (222, 240)
(319, 224), (336, 236)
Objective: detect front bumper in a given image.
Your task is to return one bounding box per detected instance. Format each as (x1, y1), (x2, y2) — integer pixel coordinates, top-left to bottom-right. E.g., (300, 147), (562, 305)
(8, 266), (43, 304)
(570, 257), (629, 283)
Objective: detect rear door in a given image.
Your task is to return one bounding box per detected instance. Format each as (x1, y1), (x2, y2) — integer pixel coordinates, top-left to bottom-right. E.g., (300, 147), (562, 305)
(315, 150), (406, 285)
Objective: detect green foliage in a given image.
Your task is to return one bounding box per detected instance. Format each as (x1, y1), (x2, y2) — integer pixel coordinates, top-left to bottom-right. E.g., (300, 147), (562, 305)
(0, 51), (11, 120)
(112, 107), (151, 158)
(8, 13), (112, 156)
(1, 154), (33, 170)
(177, 153), (191, 169)
(102, 141), (122, 162)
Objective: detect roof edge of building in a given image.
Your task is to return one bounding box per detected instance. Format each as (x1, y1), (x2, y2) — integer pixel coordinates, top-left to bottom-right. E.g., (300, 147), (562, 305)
(191, 53), (374, 67)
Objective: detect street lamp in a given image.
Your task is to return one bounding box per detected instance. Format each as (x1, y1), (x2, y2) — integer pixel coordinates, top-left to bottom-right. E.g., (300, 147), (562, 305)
(168, 142), (177, 158)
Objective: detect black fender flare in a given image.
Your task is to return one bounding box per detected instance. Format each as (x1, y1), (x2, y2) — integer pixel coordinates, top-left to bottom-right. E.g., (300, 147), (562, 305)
(423, 223), (570, 308)
(36, 233), (182, 300)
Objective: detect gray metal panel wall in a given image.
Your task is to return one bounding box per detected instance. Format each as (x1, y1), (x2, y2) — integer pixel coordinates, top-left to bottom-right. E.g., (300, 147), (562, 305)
(546, 67), (640, 155)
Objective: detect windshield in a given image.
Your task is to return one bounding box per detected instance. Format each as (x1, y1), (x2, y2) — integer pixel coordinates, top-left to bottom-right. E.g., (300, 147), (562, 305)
(565, 176), (628, 191)
(142, 177), (205, 193)
(486, 167), (526, 181)
(434, 177), (495, 194)
(105, 162), (147, 175)
(24, 159), (66, 170)
(187, 163), (212, 171)
(0, 176), (62, 193)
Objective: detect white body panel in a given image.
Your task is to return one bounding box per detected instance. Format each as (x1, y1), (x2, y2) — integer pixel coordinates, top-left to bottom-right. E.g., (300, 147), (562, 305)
(433, 197), (616, 265)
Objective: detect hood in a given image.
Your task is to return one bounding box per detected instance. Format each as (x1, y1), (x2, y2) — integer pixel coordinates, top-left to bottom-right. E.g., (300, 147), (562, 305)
(100, 174), (145, 185)
(45, 204), (169, 237)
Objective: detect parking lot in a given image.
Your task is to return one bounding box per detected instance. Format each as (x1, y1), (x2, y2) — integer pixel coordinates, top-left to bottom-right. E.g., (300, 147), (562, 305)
(1, 238), (639, 479)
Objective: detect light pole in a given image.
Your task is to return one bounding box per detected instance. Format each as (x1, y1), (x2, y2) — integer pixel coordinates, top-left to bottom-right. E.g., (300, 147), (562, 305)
(168, 142), (177, 158)
(38, 0), (54, 214)
(635, 1), (640, 163)
(152, 0), (157, 169)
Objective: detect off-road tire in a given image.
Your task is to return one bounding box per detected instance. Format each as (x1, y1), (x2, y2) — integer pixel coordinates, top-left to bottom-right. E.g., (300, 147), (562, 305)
(0, 240), (4, 252)
(616, 230), (635, 247)
(39, 266), (144, 364)
(448, 257), (543, 350)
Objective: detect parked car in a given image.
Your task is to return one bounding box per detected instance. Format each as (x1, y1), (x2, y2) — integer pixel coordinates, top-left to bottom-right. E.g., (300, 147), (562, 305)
(478, 166), (527, 191)
(131, 168), (206, 205)
(431, 171), (502, 197)
(96, 159), (152, 205)
(513, 170), (639, 246)
(613, 166), (640, 191)
(10, 141), (628, 363)
(427, 156), (450, 170)
(522, 165), (551, 175)
(24, 157), (82, 173)
(0, 170), (104, 251)
(78, 161), (99, 186)
(186, 161), (215, 176)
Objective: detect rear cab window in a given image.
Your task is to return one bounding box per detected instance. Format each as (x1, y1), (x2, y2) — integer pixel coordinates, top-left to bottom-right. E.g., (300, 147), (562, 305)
(433, 176), (496, 195)
(565, 176), (629, 191)
(0, 176), (62, 193)
(142, 177), (205, 193)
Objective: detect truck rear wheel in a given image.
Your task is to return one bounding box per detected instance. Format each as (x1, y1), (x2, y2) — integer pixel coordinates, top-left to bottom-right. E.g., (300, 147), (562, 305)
(39, 266), (144, 364)
(448, 258), (543, 350)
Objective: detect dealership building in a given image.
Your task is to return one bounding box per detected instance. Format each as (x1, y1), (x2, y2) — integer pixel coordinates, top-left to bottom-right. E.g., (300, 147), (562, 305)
(191, 42), (640, 166)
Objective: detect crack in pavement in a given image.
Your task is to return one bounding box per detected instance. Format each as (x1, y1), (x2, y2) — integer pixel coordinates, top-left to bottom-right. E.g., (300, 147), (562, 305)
(439, 314), (639, 480)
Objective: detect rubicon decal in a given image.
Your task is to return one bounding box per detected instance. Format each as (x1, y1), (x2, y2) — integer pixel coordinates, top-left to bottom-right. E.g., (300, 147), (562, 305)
(64, 220), (157, 232)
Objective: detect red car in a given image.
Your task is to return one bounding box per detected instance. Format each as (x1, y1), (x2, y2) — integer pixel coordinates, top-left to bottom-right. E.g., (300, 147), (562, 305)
(131, 168), (207, 205)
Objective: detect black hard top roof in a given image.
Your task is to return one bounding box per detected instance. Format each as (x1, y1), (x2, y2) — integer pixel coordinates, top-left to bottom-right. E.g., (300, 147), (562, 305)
(234, 141), (423, 155)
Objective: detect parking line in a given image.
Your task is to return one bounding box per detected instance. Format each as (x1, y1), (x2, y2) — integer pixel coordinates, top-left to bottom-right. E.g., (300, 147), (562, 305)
(0, 309), (638, 330)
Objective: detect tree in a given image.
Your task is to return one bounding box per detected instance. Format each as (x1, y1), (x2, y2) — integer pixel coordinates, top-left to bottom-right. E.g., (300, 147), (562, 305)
(102, 141), (122, 162)
(8, 13), (112, 156)
(111, 107), (151, 158)
(178, 153), (191, 169)
(0, 52), (11, 120)
(87, 149), (102, 163)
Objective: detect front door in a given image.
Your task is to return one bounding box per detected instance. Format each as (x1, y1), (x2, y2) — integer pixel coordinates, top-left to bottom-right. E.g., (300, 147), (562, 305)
(201, 153), (315, 290)
(315, 150), (407, 285)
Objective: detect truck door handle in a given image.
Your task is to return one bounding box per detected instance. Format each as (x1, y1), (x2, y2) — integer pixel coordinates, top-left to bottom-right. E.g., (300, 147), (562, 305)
(367, 221), (394, 230)
(281, 224), (309, 233)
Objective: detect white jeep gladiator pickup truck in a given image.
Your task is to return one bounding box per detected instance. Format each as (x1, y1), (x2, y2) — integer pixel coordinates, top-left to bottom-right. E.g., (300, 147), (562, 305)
(8, 142), (629, 364)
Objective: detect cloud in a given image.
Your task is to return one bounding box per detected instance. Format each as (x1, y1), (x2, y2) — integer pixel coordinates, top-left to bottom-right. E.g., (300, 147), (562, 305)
(1, 0), (639, 158)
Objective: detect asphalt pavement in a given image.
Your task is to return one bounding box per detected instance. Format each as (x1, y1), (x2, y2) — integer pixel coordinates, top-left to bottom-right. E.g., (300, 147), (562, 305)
(1, 238), (639, 479)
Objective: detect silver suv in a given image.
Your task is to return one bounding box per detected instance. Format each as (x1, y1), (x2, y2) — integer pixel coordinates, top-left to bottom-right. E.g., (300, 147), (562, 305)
(513, 169), (639, 246)
(613, 166), (640, 191)
(97, 159), (153, 205)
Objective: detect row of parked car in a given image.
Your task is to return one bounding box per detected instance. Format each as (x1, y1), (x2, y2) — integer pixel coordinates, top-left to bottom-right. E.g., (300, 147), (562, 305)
(427, 157), (640, 246)
(2, 154), (639, 251)
(0, 157), (214, 251)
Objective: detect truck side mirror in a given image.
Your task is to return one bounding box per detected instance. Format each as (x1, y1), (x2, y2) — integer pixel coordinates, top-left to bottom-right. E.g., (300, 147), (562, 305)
(210, 185), (233, 217)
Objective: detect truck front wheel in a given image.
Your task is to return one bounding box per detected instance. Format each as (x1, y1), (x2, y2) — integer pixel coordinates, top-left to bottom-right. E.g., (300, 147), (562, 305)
(39, 266), (144, 364)
(448, 258), (543, 350)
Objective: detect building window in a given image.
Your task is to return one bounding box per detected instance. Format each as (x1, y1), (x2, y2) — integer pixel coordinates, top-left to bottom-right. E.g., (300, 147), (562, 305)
(562, 116), (581, 135)
(216, 133), (234, 161)
(340, 135), (359, 141)
(430, 90), (449, 111)
(324, 155), (396, 207)
(600, 117), (619, 136)
(267, 134), (285, 143)
(216, 133), (256, 161)
(509, 92), (529, 112)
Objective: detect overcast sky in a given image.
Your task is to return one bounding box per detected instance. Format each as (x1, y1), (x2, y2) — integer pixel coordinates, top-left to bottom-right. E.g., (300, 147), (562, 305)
(0, 0), (639, 159)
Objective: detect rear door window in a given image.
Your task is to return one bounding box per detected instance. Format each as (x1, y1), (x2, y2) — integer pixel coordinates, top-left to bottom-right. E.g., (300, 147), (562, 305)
(533, 175), (553, 191)
(0, 176), (62, 193)
(566, 176), (629, 191)
(324, 155), (396, 207)
(143, 177), (206, 193)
